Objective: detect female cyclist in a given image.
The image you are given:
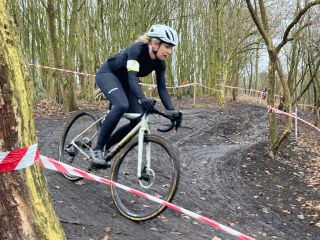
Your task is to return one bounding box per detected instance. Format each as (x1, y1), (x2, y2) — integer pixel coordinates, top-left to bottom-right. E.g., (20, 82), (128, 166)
(91, 25), (182, 167)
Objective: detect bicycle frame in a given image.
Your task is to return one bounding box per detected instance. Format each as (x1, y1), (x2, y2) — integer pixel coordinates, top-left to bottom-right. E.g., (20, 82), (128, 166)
(70, 115), (106, 160)
(69, 112), (151, 179)
(105, 113), (151, 179)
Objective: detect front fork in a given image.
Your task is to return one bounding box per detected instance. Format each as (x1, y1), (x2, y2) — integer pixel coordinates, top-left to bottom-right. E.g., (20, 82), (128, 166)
(137, 115), (151, 179)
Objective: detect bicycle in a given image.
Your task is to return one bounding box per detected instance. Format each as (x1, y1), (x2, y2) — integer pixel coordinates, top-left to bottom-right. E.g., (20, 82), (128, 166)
(58, 104), (182, 221)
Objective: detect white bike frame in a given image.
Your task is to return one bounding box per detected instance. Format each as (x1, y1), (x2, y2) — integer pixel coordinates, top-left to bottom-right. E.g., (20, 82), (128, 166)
(69, 113), (152, 179)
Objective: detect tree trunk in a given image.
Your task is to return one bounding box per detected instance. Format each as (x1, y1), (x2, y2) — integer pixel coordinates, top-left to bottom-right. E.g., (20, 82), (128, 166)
(0, 2), (66, 239)
(63, 0), (79, 111)
(267, 51), (278, 156)
(220, 61), (229, 106)
(42, 0), (64, 104)
(270, 56), (292, 158)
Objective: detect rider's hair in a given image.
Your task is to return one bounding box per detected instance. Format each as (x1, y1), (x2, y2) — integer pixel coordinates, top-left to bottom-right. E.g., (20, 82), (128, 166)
(137, 33), (160, 45)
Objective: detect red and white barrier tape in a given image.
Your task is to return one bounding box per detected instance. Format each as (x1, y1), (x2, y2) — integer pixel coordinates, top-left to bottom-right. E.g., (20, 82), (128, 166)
(30, 62), (318, 103)
(25, 63), (222, 92)
(166, 83), (198, 89)
(0, 145), (255, 240)
(268, 105), (320, 132)
(196, 83), (224, 92)
(298, 103), (315, 108)
(0, 144), (39, 173)
(25, 63), (96, 77)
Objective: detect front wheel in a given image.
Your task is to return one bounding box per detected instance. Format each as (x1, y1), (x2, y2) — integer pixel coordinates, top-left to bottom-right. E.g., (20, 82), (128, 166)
(110, 135), (180, 221)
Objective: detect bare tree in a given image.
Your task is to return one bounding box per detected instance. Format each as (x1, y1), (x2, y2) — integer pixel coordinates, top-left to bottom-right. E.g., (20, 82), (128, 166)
(0, 1), (66, 239)
(245, 0), (320, 158)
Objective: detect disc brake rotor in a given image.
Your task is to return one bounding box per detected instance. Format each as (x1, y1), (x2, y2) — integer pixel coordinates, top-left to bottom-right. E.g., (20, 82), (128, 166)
(139, 168), (155, 189)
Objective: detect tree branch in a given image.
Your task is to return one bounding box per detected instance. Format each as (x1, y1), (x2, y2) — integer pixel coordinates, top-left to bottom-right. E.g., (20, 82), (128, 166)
(276, 0), (320, 53)
(245, 0), (271, 47)
(295, 58), (320, 104)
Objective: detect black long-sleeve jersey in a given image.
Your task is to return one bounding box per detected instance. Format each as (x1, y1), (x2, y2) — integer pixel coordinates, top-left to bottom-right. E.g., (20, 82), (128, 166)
(97, 42), (174, 110)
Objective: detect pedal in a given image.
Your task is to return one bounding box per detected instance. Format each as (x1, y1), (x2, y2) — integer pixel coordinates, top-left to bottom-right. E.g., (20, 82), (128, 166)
(89, 162), (111, 170)
(65, 144), (75, 157)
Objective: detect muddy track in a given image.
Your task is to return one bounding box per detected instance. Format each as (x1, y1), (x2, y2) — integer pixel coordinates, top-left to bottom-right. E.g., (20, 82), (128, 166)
(35, 102), (320, 240)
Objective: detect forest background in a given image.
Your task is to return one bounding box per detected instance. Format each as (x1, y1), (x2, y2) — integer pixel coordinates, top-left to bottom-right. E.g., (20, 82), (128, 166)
(7, 0), (320, 157)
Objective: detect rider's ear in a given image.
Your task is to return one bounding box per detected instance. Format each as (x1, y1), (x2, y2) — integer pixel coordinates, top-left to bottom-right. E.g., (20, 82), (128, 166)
(151, 42), (160, 50)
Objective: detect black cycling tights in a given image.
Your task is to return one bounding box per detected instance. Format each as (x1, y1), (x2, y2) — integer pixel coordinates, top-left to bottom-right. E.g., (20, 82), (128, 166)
(94, 69), (143, 151)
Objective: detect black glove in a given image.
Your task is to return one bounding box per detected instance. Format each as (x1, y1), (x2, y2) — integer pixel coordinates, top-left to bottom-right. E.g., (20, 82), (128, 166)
(175, 111), (183, 130)
(165, 110), (183, 131)
(139, 98), (156, 114)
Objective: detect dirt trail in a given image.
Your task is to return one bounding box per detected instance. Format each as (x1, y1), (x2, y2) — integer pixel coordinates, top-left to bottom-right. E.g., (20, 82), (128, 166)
(35, 100), (320, 240)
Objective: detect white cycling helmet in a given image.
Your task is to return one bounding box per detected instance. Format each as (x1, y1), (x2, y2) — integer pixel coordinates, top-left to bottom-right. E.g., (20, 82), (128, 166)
(147, 25), (178, 46)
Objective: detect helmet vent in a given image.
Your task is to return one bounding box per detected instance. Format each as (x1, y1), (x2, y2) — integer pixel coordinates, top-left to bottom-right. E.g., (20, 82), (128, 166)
(165, 31), (171, 40)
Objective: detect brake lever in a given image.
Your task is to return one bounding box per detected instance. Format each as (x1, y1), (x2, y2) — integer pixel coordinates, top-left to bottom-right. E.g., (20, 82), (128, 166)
(152, 109), (182, 132)
(152, 109), (175, 132)
(157, 121), (175, 132)
(175, 119), (182, 131)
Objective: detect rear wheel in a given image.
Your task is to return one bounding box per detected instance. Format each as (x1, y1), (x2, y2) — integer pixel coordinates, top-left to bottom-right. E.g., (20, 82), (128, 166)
(110, 135), (180, 221)
(59, 110), (100, 181)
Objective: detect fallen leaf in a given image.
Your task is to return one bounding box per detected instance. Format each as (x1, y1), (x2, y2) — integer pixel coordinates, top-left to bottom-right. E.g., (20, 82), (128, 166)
(75, 180), (84, 185)
(212, 237), (222, 240)
(265, 170), (271, 175)
(104, 227), (111, 233)
(259, 231), (267, 237)
(315, 222), (320, 228)
(155, 193), (163, 198)
(157, 216), (167, 221)
(182, 215), (190, 219)
(101, 235), (108, 240)
(283, 210), (293, 214)
(297, 214), (305, 220)
(262, 207), (270, 213)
